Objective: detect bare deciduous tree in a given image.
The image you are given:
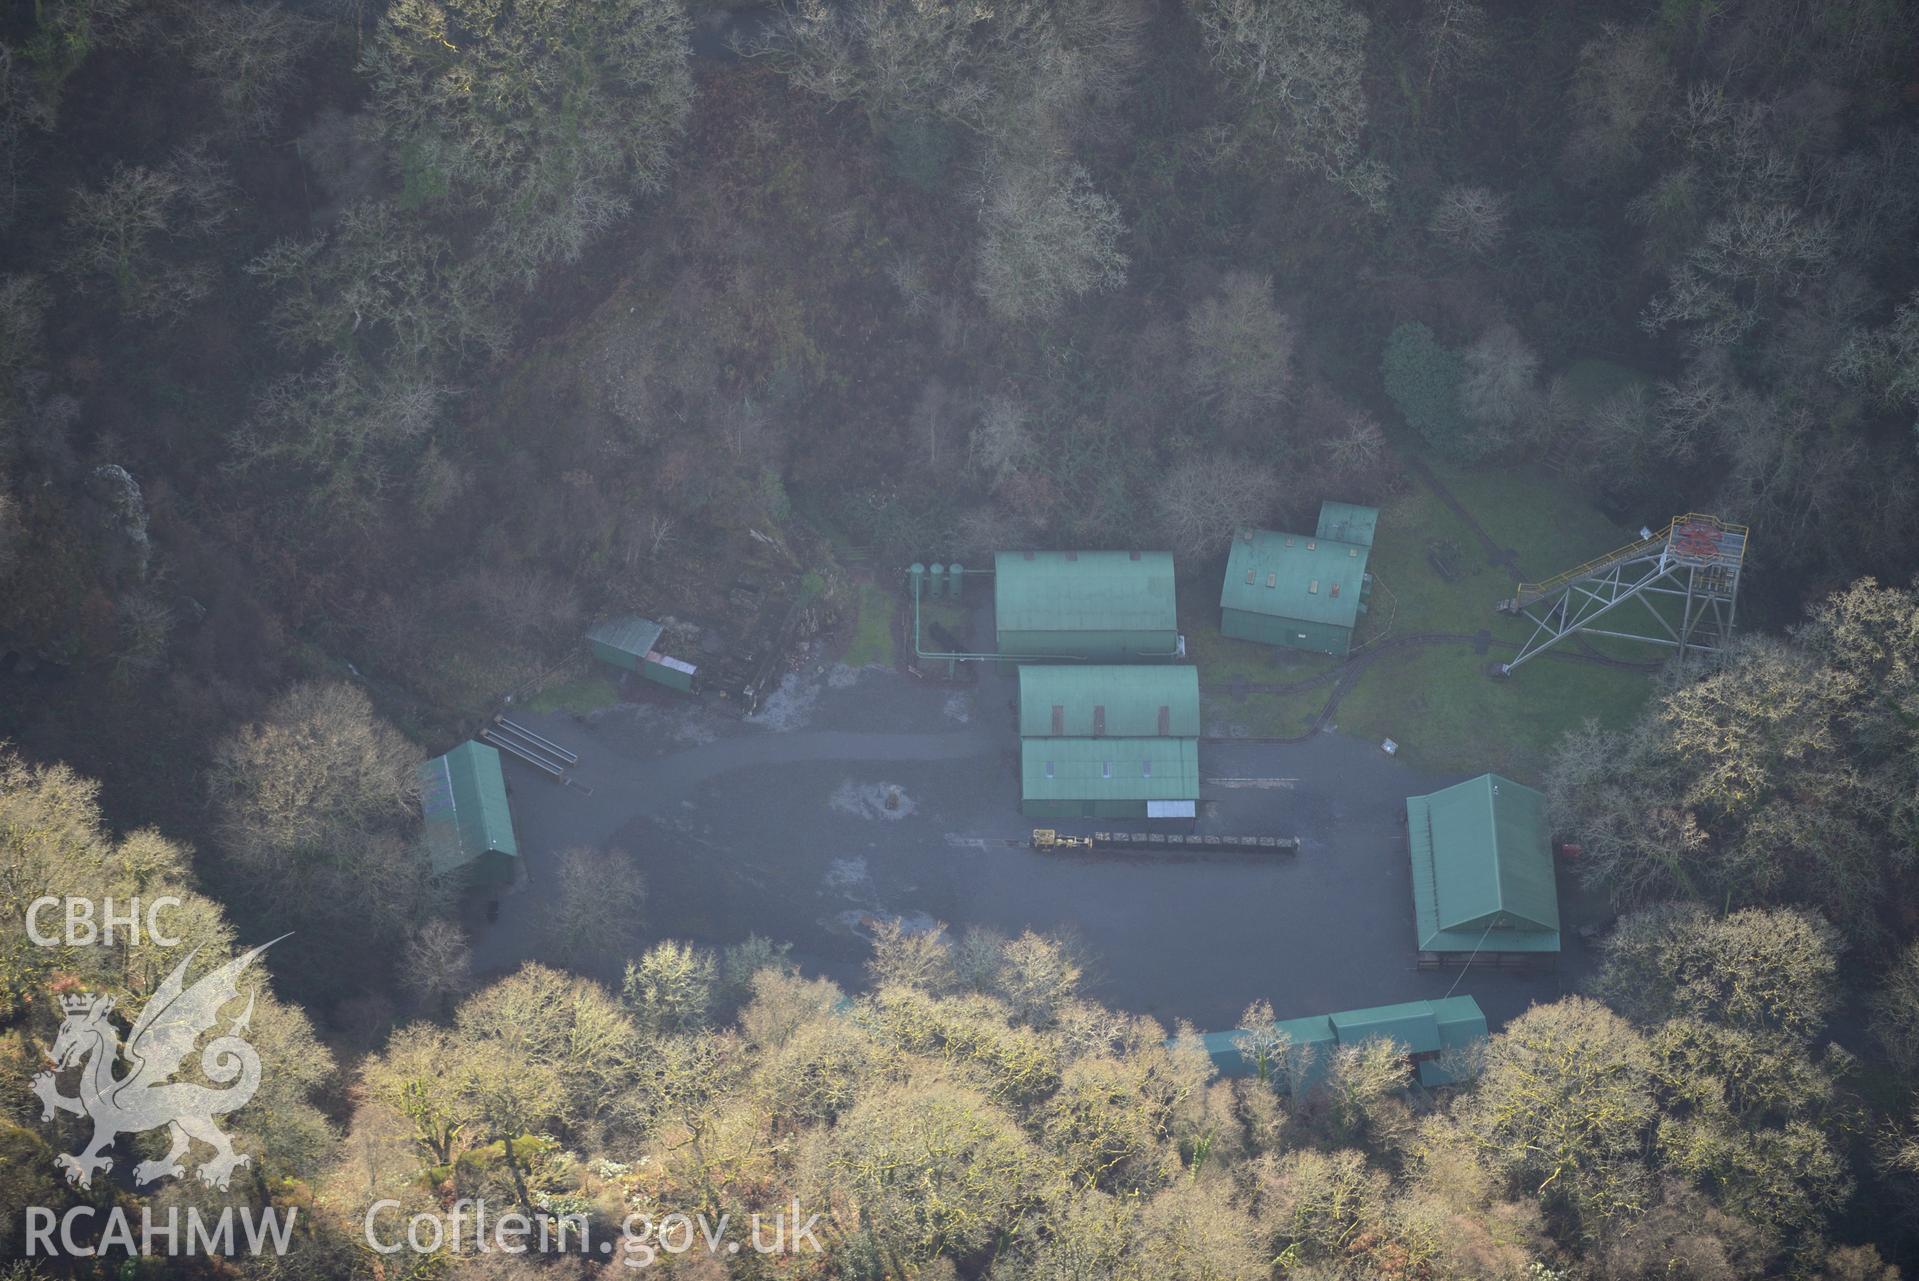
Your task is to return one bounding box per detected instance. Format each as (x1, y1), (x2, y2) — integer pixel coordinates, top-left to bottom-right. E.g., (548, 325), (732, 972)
(173, 1), (321, 137)
(975, 158), (1127, 323)
(769, 0), (1145, 152)
(1418, 0), (1489, 92)
(968, 394), (1035, 484)
(1153, 454), (1281, 560)
(544, 846), (647, 967)
(1429, 184), (1508, 255)
(1459, 322), (1540, 451)
(1185, 271), (1295, 431)
(62, 148), (233, 319)
(402, 918), (473, 1012)
(210, 681), (419, 855)
(1562, 24), (1671, 178)
(1186, 0), (1387, 207)
(364, 0), (695, 285)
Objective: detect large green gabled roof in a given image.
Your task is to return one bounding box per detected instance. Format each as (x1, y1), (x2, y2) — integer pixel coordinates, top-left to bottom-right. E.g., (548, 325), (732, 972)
(995, 551), (1177, 635)
(1018, 665), (1200, 738)
(1220, 528), (1370, 629)
(1406, 773), (1560, 953)
(1020, 737), (1199, 803)
(419, 742), (518, 878)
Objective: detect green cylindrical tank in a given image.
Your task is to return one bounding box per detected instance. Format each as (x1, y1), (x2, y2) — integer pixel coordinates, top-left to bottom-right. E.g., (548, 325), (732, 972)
(928, 563), (945, 598)
(909, 563), (926, 597)
(948, 562), (964, 599)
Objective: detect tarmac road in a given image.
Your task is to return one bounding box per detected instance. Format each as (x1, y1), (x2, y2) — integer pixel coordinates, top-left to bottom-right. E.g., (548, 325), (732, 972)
(471, 656), (1581, 1033)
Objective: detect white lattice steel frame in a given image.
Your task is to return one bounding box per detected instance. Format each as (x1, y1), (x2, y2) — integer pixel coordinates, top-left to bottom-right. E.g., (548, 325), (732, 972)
(1496, 514), (1747, 673)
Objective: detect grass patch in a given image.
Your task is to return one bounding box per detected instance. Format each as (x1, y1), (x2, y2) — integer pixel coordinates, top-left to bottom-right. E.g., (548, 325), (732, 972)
(525, 670), (622, 715)
(1180, 577), (1340, 735)
(1201, 686), (1324, 738)
(1360, 482), (1495, 637)
(843, 584), (897, 667)
(1190, 458), (1661, 771)
(1331, 644), (1650, 779)
(1559, 356), (1648, 406)
(1428, 459), (1637, 589)
(914, 598), (979, 653)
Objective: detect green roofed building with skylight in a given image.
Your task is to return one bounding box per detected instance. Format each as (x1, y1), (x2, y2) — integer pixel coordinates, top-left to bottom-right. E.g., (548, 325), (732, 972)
(1016, 664), (1201, 819)
(1219, 501), (1377, 657)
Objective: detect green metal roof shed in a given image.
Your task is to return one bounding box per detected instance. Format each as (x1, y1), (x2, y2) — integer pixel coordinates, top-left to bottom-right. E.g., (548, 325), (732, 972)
(1330, 1000), (1443, 1049)
(1018, 665), (1201, 738)
(1020, 737), (1199, 819)
(1197, 1015), (1338, 1079)
(586, 616), (665, 673)
(1406, 773), (1561, 954)
(1315, 501), (1379, 548)
(418, 742), (519, 887)
(587, 616), (700, 692)
(1193, 995), (1487, 1089)
(994, 551), (1179, 661)
(1219, 525), (1372, 657)
(1422, 995), (1490, 1085)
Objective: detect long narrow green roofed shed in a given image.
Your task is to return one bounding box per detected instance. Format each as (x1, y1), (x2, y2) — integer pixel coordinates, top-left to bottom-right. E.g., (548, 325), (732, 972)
(995, 551), (1179, 661)
(1195, 995), (1487, 1089)
(1406, 773), (1560, 954)
(1018, 665), (1201, 738)
(418, 742), (519, 888)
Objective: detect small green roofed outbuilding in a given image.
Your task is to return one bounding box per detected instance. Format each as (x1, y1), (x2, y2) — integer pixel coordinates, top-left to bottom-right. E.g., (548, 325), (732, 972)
(994, 551), (1179, 661)
(418, 741), (519, 887)
(1194, 995), (1487, 1089)
(1315, 500), (1378, 547)
(586, 615), (699, 692)
(1406, 773), (1560, 954)
(1018, 665), (1200, 738)
(586, 616), (665, 672)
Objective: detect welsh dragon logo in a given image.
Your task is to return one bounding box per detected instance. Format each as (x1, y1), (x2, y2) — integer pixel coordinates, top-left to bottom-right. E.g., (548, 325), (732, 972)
(31, 939), (282, 1190)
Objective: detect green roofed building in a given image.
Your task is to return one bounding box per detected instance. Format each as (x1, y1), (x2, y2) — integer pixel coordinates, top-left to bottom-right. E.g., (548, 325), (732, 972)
(1406, 773), (1560, 957)
(1219, 501), (1377, 657)
(995, 551), (1180, 662)
(1195, 995), (1487, 1089)
(1020, 738), (1200, 820)
(586, 616), (698, 692)
(1017, 664), (1201, 819)
(1315, 500), (1378, 547)
(1018, 665), (1200, 738)
(418, 742), (519, 888)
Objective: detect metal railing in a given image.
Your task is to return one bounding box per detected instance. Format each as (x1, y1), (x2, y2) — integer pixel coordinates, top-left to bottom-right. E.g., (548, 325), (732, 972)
(1509, 513), (1748, 605)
